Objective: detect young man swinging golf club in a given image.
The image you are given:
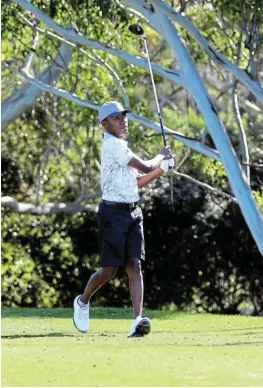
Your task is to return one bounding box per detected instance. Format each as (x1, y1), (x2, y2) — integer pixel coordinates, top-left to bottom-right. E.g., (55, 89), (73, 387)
(73, 100), (174, 337)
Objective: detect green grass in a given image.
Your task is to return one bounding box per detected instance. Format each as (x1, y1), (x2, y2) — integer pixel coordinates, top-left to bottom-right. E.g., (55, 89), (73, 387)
(2, 307), (263, 387)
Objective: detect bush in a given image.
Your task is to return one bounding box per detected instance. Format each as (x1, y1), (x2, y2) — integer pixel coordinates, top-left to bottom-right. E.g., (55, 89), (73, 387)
(1, 177), (263, 315)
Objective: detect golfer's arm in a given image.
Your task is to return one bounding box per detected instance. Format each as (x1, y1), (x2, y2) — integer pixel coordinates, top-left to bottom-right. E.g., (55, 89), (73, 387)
(137, 168), (164, 189)
(128, 156), (153, 173)
(128, 155), (164, 174)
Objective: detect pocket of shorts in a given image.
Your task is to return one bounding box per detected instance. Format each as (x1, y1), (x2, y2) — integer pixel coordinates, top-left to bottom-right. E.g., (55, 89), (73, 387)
(135, 207), (143, 220)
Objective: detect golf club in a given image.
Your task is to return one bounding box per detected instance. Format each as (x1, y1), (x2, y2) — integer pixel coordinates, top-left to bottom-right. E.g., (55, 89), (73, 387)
(129, 24), (167, 147)
(129, 23), (174, 210)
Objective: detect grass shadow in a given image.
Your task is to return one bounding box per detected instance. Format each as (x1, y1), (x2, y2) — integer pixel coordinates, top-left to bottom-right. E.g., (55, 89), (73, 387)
(2, 332), (121, 339)
(219, 327), (263, 332)
(3, 333), (263, 347)
(1, 333), (76, 339)
(169, 341), (263, 347)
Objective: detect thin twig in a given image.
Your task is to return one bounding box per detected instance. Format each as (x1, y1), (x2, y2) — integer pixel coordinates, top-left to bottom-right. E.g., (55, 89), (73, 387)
(175, 148), (191, 170)
(172, 170), (238, 204)
(22, 29), (39, 73)
(231, 30), (250, 183)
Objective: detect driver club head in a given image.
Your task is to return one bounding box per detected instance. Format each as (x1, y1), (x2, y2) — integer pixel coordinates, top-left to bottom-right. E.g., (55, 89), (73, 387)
(129, 24), (145, 36)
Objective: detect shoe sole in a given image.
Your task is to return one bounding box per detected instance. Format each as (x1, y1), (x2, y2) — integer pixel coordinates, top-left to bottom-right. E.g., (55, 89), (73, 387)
(73, 318), (87, 333)
(130, 318), (151, 337)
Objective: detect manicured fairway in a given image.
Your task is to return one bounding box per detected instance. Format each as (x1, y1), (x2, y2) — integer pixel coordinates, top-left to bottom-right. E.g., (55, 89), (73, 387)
(2, 308), (263, 387)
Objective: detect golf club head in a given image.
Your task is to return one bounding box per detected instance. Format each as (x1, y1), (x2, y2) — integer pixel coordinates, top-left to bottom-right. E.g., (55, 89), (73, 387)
(129, 24), (144, 36)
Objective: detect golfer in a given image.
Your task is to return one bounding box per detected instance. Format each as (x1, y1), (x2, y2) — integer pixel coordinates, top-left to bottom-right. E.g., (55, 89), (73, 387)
(73, 101), (174, 337)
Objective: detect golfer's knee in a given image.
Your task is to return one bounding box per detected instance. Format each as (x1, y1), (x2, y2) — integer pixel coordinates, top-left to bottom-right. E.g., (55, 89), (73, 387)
(126, 257), (142, 278)
(100, 266), (117, 281)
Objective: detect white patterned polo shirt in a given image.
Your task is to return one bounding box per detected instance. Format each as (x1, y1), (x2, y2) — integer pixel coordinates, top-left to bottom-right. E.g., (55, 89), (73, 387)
(100, 132), (140, 203)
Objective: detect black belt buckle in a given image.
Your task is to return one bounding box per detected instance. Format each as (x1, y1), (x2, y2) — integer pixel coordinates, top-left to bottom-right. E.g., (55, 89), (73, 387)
(102, 200), (137, 209)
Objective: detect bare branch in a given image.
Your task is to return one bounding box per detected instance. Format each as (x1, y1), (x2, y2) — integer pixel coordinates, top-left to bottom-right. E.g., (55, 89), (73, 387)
(50, 145), (76, 169)
(230, 29), (250, 184)
(244, 100), (261, 113)
(172, 170), (238, 204)
(175, 148), (191, 170)
(129, 112), (221, 161)
(3, 61), (222, 162)
(87, 52), (130, 108)
(5, 63), (99, 109)
(148, 0), (263, 103)
(1, 195), (99, 215)
(241, 162), (263, 168)
(153, 5), (263, 254)
(216, 83), (236, 101)
(18, 12), (130, 107)
(11, 0), (182, 85)
(232, 84), (250, 184)
(115, 0), (151, 27)
(1, 41), (73, 130)
(22, 29), (39, 73)
(34, 105), (73, 206)
(241, 3), (259, 80)
(34, 132), (57, 206)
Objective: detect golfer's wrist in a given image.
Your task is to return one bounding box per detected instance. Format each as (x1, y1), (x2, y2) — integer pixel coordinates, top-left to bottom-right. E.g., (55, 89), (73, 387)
(157, 166), (165, 175)
(146, 155), (163, 170)
(151, 166), (165, 175)
(157, 153), (165, 161)
(151, 155), (164, 164)
(152, 154), (165, 168)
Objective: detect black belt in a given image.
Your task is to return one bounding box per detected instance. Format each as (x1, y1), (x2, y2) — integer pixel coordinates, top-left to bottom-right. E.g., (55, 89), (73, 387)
(102, 200), (138, 210)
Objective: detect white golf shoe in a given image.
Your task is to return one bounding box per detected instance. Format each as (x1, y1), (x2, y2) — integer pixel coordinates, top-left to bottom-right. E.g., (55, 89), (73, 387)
(129, 316), (151, 337)
(73, 295), (90, 333)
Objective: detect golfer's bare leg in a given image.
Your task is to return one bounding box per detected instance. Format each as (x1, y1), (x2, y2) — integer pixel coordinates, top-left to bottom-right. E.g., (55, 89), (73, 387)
(125, 257), (143, 318)
(80, 266), (118, 304)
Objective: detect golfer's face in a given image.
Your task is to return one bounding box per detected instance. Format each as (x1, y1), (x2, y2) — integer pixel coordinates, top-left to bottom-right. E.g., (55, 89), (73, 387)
(104, 112), (128, 138)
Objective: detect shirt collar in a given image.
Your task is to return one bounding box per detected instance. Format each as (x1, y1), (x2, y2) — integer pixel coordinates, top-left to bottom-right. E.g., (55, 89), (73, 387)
(104, 131), (127, 143)
(104, 132), (114, 139)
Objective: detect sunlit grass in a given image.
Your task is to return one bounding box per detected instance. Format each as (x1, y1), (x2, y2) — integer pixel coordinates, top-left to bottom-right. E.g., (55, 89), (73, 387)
(2, 308), (263, 387)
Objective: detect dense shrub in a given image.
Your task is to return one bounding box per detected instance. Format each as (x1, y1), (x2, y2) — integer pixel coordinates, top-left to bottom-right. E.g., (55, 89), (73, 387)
(2, 176), (262, 315)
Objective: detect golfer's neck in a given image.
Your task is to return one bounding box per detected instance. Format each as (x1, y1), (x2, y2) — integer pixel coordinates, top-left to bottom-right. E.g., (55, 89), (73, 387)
(105, 130), (124, 140)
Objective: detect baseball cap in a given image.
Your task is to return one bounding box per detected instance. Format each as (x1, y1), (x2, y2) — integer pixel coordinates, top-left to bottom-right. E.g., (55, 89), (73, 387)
(98, 101), (131, 122)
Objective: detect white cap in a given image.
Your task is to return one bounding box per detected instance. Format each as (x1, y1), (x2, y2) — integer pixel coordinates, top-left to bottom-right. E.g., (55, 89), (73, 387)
(98, 101), (131, 122)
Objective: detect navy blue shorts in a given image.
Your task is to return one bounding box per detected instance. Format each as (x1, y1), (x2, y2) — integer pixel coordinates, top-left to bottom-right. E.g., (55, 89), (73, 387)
(98, 201), (145, 267)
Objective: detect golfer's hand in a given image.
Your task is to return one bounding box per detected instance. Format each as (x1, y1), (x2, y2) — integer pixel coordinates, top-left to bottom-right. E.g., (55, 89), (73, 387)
(159, 146), (172, 159)
(168, 158), (174, 169)
(160, 157), (174, 173)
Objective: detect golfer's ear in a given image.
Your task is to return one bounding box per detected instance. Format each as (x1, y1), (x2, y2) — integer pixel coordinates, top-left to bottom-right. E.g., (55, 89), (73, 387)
(101, 119), (107, 129)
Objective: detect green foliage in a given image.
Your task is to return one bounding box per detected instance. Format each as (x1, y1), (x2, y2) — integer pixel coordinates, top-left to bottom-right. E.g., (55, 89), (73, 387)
(1, 0), (263, 314)
(191, 154), (228, 187)
(254, 187), (263, 212)
(2, 240), (59, 307)
(1, 210), (99, 307)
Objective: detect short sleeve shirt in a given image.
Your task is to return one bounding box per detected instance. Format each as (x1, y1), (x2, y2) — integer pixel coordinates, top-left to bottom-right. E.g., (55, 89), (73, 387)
(100, 132), (140, 203)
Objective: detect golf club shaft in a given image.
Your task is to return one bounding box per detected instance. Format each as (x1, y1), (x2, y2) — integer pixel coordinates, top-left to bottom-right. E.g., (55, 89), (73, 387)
(142, 36), (167, 147)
